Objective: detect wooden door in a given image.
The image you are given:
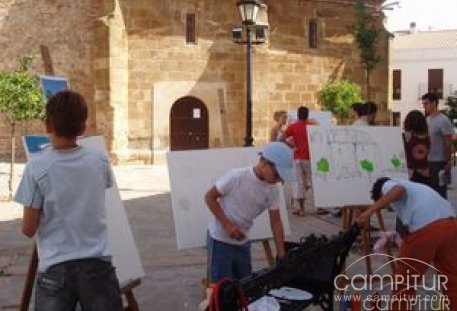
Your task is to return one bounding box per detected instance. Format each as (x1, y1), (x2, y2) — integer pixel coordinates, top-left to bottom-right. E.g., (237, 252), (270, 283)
(170, 96), (209, 151)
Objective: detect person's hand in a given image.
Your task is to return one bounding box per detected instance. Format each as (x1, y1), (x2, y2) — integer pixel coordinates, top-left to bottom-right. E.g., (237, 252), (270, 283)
(224, 222), (246, 241)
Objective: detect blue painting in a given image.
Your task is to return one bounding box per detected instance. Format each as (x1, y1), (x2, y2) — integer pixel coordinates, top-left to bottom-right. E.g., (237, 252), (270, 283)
(23, 135), (50, 156)
(40, 75), (69, 102)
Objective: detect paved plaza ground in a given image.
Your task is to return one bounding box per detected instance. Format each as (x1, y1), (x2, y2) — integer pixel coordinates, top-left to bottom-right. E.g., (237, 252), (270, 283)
(1, 162), (456, 310)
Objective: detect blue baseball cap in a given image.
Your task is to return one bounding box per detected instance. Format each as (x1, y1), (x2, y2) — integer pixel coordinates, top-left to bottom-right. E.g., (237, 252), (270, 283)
(259, 142), (295, 182)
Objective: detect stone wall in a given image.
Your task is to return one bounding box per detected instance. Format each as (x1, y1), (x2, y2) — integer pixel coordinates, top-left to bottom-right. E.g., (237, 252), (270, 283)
(0, 0), (388, 163)
(121, 0), (389, 162)
(0, 0), (100, 159)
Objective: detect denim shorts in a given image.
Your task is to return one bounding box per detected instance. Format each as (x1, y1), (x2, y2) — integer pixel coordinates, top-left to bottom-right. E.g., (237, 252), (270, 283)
(207, 233), (252, 283)
(35, 258), (123, 311)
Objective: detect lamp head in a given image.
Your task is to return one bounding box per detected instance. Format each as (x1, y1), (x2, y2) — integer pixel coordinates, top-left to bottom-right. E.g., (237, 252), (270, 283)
(236, 0), (262, 25)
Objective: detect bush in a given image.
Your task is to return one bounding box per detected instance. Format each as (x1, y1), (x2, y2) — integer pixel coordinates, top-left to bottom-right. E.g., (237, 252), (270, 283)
(317, 80), (362, 123)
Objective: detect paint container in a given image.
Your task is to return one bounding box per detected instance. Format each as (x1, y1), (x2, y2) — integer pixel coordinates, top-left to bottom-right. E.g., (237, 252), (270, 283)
(351, 292), (362, 311)
(341, 291), (352, 311)
(439, 170), (451, 186)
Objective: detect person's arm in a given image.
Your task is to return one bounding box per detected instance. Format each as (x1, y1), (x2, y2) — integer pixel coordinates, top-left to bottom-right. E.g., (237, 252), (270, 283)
(307, 118), (319, 125)
(22, 208), (40, 238)
(268, 209), (285, 258)
(355, 185), (405, 227)
(270, 126), (278, 142)
(443, 133), (454, 171)
(204, 186), (245, 241)
(281, 125), (294, 148)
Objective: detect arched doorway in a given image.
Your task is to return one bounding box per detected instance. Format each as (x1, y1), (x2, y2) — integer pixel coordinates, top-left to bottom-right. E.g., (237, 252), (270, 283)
(170, 96), (209, 151)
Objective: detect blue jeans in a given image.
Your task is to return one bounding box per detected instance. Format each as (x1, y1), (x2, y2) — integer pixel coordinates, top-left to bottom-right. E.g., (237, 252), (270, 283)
(207, 234), (252, 283)
(35, 258), (123, 311)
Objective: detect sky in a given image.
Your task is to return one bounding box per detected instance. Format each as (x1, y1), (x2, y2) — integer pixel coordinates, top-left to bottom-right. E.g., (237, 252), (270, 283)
(383, 0), (457, 32)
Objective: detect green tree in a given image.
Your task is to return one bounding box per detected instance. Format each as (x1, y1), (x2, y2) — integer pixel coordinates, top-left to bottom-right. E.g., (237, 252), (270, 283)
(442, 91), (457, 126)
(351, 0), (381, 100)
(317, 80), (362, 123)
(0, 56), (45, 199)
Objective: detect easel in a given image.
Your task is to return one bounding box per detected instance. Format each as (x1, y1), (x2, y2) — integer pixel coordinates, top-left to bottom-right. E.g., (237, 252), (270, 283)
(341, 204), (394, 276)
(19, 45), (141, 311)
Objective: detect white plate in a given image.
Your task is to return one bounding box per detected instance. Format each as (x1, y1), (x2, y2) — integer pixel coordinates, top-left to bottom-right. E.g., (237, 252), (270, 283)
(268, 287), (313, 301)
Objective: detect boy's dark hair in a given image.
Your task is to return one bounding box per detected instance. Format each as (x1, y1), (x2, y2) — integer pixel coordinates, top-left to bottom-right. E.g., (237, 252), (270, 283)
(46, 90), (88, 139)
(352, 102), (365, 117)
(421, 92), (439, 105)
(371, 177), (390, 201)
(365, 101), (377, 115)
(297, 106), (309, 120)
(404, 110), (428, 134)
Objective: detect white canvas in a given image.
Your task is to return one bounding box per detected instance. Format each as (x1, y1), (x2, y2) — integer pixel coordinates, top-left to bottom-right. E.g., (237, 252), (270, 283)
(23, 135), (144, 287)
(166, 147), (292, 250)
(308, 126), (409, 207)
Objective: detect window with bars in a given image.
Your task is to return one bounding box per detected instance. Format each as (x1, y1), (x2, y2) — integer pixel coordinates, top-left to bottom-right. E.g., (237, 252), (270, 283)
(186, 13), (196, 44)
(428, 68), (443, 99)
(309, 19), (317, 49)
(392, 69), (401, 100)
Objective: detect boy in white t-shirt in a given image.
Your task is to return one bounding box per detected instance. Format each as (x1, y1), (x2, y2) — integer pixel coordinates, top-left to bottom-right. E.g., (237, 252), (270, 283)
(356, 177), (457, 311)
(205, 142), (295, 282)
(15, 91), (123, 311)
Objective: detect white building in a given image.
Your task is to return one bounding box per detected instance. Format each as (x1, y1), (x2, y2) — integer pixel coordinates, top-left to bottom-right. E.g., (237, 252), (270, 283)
(389, 25), (457, 125)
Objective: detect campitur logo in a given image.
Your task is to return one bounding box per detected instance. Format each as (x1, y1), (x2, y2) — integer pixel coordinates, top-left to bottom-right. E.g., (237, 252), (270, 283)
(332, 254), (450, 310)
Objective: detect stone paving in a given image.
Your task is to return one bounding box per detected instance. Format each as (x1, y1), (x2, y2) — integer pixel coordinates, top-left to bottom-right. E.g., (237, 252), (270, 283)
(1, 163), (456, 310)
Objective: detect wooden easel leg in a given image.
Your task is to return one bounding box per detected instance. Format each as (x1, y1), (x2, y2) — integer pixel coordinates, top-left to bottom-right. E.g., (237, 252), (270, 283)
(19, 46), (55, 311)
(20, 245), (38, 311)
(124, 290), (139, 311)
(261, 240), (274, 267)
(361, 224), (373, 276)
(341, 207), (348, 230)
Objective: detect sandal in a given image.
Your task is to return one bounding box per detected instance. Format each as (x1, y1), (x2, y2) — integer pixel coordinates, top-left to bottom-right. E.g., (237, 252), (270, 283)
(292, 209), (306, 217)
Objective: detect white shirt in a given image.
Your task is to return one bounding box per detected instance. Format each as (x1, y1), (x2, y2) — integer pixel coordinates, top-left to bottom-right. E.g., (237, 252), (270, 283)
(382, 179), (455, 232)
(208, 167), (279, 245)
(352, 117), (369, 127)
(15, 146), (113, 272)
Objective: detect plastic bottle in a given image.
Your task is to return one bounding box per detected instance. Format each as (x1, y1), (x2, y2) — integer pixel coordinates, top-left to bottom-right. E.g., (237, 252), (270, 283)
(341, 291), (352, 311)
(352, 292), (362, 311)
(439, 170), (451, 186)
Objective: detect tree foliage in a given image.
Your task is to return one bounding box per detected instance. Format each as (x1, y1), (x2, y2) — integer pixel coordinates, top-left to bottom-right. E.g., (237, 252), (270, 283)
(350, 0), (381, 99)
(442, 91), (457, 126)
(0, 56), (45, 124)
(317, 80), (362, 122)
(0, 55), (45, 199)
(351, 1), (381, 71)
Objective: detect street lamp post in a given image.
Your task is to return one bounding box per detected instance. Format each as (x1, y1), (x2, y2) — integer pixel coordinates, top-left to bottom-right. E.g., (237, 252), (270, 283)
(235, 0), (262, 147)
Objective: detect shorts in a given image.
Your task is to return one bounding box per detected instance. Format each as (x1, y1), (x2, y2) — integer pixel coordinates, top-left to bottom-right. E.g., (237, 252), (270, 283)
(293, 159), (311, 199)
(207, 233), (251, 283)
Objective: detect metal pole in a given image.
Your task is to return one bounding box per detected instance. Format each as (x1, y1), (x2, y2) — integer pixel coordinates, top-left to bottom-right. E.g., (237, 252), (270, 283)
(244, 26), (254, 147)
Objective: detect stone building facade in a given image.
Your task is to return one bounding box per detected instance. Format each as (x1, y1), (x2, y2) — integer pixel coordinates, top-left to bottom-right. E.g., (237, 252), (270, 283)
(0, 0), (389, 163)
